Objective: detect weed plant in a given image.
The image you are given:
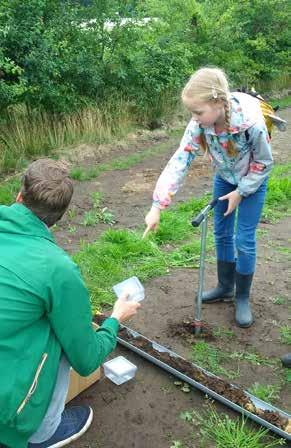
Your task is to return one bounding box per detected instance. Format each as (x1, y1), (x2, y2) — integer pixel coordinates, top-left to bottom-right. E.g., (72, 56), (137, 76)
(190, 341), (276, 381)
(248, 383), (281, 404)
(81, 192), (115, 227)
(279, 326), (291, 345)
(191, 341), (239, 379)
(179, 407), (286, 448)
(229, 351), (276, 367)
(272, 296), (287, 305)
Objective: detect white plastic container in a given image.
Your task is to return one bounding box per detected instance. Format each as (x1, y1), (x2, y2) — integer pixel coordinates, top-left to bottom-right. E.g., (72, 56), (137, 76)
(103, 356), (137, 385)
(112, 276), (144, 302)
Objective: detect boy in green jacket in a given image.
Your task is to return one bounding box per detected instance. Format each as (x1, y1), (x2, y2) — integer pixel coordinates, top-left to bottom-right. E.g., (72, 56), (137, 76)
(0, 159), (140, 448)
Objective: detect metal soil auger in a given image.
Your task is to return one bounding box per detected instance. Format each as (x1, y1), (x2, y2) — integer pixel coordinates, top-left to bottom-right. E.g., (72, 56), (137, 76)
(191, 198), (218, 335)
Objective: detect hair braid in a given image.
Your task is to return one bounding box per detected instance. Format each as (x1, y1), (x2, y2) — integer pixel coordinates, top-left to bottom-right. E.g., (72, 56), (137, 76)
(223, 98), (237, 157)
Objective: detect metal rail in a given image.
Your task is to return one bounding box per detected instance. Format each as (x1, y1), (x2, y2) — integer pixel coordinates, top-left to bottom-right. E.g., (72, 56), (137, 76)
(117, 325), (291, 441)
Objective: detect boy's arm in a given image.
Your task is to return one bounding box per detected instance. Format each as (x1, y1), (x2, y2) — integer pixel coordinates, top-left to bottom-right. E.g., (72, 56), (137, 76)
(153, 120), (201, 209)
(47, 258), (119, 376)
(237, 124), (273, 197)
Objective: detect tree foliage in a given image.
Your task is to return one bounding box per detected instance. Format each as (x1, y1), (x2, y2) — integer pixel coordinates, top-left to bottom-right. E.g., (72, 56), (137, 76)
(0, 0), (290, 115)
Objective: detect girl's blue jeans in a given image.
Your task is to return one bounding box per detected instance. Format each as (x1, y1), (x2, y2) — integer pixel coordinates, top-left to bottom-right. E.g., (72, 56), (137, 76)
(213, 175), (268, 275)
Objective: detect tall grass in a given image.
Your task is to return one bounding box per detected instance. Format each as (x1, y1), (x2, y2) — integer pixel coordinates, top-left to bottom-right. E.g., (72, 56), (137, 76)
(257, 71), (291, 94)
(0, 99), (134, 175)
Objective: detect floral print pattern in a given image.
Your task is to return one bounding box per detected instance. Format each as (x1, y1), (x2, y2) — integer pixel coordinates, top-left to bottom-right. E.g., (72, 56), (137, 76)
(153, 92), (273, 208)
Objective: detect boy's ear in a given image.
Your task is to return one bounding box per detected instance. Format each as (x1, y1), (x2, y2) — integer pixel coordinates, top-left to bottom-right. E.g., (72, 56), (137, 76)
(16, 192), (23, 203)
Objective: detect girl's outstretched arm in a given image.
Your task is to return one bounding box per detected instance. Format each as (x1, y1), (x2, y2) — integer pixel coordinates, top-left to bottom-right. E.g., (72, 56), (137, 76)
(153, 120), (201, 209)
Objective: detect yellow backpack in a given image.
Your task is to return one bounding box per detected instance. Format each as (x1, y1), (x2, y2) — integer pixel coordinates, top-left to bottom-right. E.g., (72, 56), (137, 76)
(241, 89), (287, 138)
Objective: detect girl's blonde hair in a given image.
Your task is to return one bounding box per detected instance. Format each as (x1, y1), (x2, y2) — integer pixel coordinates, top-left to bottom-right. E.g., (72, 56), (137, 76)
(182, 67), (237, 157)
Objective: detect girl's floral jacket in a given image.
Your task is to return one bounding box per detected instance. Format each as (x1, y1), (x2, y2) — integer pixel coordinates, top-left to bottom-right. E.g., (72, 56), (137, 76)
(153, 92), (273, 209)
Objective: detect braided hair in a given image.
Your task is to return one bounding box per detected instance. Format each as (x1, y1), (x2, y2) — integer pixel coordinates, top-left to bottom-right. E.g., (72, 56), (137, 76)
(181, 67), (237, 157)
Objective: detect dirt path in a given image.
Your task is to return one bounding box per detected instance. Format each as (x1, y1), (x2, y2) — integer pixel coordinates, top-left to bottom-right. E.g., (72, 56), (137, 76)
(54, 108), (291, 448)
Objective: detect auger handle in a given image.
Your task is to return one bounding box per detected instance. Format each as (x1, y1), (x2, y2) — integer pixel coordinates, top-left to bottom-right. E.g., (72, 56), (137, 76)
(191, 198), (218, 227)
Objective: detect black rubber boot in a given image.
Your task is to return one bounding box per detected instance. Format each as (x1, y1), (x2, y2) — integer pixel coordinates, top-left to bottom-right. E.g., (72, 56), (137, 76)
(202, 260), (236, 303)
(235, 272), (254, 328)
(281, 353), (291, 368)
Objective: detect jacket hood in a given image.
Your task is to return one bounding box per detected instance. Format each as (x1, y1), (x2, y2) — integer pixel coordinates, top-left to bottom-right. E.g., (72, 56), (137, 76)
(0, 203), (54, 242)
(229, 92), (264, 133)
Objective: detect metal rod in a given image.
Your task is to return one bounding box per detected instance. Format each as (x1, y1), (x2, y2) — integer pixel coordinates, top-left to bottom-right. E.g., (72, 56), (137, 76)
(194, 215), (208, 334)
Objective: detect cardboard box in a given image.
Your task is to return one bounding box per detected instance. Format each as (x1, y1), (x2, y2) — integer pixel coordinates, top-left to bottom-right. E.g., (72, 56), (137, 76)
(66, 366), (101, 403)
(66, 322), (101, 403)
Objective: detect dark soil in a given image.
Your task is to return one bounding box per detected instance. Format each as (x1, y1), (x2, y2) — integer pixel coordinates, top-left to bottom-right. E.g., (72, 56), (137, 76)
(54, 107), (291, 448)
(117, 327), (290, 433)
(93, 314), (290, 434)
(168, 319), (214, 340)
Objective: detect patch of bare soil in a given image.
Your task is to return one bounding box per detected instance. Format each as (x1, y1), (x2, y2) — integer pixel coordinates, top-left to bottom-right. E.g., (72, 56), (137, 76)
(56, 108), (291, 448)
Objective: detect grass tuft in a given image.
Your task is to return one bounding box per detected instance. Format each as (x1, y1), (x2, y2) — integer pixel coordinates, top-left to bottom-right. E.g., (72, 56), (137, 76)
(248, 383), (281, 404)
(191, 341), (239, 379)
(180, 407), (286, 448)
(279, 326), (291, 345)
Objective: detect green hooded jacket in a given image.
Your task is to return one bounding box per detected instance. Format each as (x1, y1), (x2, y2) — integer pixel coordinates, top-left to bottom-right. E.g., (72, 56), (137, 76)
(0, 203), (119, 448)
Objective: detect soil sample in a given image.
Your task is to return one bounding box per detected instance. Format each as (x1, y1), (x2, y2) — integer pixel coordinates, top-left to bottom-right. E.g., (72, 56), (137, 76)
(94, 315), (291, 434)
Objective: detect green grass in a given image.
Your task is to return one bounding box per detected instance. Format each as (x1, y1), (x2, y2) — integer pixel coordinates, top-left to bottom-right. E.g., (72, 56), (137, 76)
(170, 442), (184, 448)
(213, 327), (235, 339)
(229, 351), (276, 367)
(73, 194), (213, 310)
(190, 341), (277, 381)
(81, 192), (115, 227)
(73, 228), (169, 309)
(279, 325), (291, 345)
(179, 407), (286, 448)
(191, 341), (239, 379)
(248, 383), (281, 404)
(0, 100), (135, 175)
(277, 245), (291, 259)
(0, 177), (21, 205)
(262, 164), (291, 222)
(70, 128), (182, 181)
(284, 369), (291, 384)
(269, 95), (291, 109)
(272, 296), (287, 305)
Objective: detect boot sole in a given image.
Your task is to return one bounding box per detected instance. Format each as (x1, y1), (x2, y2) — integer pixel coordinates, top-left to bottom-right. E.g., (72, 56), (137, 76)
(202, 296), (234, 304)
(235, 318), (254, 328)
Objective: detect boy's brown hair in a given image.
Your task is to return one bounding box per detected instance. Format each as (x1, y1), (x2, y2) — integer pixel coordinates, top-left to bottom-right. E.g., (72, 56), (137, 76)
(21, 158), (73, 227)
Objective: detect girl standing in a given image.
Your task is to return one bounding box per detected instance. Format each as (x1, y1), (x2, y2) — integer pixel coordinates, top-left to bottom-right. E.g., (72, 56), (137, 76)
(144, 67), (273, 328)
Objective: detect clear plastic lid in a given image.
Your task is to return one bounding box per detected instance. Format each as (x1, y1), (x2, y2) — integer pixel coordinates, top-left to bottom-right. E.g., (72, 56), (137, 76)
(103, 356), (137, 376)
(112, 276), (144, 302)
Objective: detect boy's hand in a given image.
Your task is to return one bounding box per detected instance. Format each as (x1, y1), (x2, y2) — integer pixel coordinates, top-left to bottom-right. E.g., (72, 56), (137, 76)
(143, 206), (161, 238)
(111, 293), (141, 323)
(219, 190), (242, 216)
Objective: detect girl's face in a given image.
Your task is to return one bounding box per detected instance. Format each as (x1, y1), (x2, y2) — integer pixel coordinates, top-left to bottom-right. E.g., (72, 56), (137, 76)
(184, 99), (225, 128)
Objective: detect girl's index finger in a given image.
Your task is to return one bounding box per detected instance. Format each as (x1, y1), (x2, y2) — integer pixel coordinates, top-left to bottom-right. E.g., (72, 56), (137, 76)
(142, 226), (151, 239)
